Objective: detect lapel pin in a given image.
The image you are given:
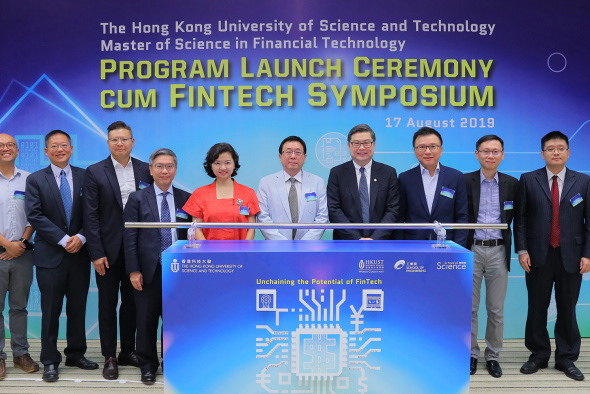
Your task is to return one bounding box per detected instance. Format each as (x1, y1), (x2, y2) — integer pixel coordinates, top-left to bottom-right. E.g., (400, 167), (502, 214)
(236, 199), (244, 206)
(374, 179), (377, 182)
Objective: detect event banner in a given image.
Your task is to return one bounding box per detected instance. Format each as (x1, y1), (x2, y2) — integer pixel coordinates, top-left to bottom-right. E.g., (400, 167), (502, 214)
(2, 1), (589, 339)
(162, 240), (473, 393)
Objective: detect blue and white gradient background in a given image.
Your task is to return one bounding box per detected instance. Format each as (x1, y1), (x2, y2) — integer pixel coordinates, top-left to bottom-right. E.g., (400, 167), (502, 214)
(1, 1), (589, 340)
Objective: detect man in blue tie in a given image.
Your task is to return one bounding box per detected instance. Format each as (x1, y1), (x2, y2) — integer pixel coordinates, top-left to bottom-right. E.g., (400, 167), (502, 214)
(327, 124), (400, 240)
(25, 130), (98, 382)
(123, 148), (191, 384)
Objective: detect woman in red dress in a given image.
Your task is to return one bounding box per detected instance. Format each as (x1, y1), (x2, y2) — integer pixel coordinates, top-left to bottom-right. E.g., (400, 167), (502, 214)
(183, 143), (260, 240)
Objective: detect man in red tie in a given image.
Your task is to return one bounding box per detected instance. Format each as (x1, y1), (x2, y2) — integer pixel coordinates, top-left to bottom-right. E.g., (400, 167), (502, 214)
(514, 131), (590, 381)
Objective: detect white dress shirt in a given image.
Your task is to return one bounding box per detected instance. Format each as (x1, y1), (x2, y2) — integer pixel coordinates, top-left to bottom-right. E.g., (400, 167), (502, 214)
(420, 162), (440, 214)
(111, 155), (136, 208)
(353, 160), (372, 199)
(154, 184), (178, 243)
(0, 167), (31, 242)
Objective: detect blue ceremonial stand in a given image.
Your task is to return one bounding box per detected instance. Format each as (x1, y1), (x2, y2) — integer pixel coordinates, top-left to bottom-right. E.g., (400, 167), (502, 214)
(162, 240), (473, 394)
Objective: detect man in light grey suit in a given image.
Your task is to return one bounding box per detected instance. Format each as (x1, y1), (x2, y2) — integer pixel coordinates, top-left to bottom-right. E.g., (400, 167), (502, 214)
(257, 136), (328, 240)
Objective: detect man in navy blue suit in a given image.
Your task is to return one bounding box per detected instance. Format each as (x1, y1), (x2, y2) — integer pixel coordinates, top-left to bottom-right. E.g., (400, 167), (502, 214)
(26, 130), (98, 382)
(124, 148), (191, 385)
(83, 121), (152, 379)
(515, 131), (590, 381)
(397, 127), (468, 246)
(327, 124), (399, 240)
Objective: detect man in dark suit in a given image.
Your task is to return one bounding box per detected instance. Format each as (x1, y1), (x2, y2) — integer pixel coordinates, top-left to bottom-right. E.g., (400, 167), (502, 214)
(25, 130), (98, 382)
(124, 148), (191, 385)
(397, 127), (468, 246)
(515, 131), (590, 381)
(83, 121), (152, 379)
(327, 124), (399, 240)
(465, 135), (518, 378)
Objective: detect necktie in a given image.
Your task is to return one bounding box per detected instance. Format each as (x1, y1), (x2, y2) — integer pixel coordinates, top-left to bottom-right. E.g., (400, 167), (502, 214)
(359, 167), (370, 224)
(288, 178), (298, 239)
(160, 191), (173, 253)
(59, 170), (72, 227)
(550, 175), (560, 248)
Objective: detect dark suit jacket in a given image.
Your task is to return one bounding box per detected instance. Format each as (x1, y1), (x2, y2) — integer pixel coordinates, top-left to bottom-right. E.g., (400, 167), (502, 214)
(123, 185), (191, 284)
(327, 160), (400, 240)
(25, 165), (89, 268)
(83, 156), (152, 264)
(464, 170), (518, 270)
(514, 167), (590, 274)
(397, 163), (469, 247)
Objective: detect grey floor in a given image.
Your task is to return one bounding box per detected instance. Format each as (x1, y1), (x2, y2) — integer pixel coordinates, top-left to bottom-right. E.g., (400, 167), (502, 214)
(1, 338), (590, 392)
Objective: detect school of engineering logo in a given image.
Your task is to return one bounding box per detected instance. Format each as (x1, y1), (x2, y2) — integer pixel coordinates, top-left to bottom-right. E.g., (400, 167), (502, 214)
(255, 288), (383, 393)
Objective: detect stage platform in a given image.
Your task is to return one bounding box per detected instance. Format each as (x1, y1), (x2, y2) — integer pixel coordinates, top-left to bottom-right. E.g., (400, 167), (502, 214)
(0, 339), (589, 392)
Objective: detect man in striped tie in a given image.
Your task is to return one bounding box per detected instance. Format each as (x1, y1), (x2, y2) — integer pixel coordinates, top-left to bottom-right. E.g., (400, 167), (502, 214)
(123, 148), (191, 384)
(327, 124), (400, 240)
(25, 130), (98, 382)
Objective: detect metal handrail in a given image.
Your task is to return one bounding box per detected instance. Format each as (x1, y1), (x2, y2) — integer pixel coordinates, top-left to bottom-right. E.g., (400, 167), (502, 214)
(125, 222), (508, 230)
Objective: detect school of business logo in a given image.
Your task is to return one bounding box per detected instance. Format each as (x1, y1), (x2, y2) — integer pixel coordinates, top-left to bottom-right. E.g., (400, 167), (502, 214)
(394, 260), (406, 270)
(171, 259), (180, 273)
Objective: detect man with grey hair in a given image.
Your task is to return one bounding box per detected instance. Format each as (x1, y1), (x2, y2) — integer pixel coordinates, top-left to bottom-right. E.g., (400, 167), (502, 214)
(123, 148), (191, 384)
(327, 124), (400, 240)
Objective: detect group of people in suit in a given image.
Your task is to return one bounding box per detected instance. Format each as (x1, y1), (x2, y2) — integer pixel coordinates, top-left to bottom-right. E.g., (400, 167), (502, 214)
(0, 121), (588, 385)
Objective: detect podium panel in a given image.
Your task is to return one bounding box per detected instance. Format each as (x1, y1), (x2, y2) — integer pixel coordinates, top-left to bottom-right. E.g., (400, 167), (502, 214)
(163, 240), (472, 394)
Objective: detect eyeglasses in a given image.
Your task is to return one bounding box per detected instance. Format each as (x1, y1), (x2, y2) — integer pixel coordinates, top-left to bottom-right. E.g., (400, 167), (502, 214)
(414, 145), (441, 152)
(543, 147), (568, 153)
(478, 150), (503, 157)
(108, 137), (133, 144)
(350, 140), (374, 148)
(48, 144), (71, 151)
(152, 164), (176, 171)
(0, 142), (17, 149)
(282, 150), (304, 157)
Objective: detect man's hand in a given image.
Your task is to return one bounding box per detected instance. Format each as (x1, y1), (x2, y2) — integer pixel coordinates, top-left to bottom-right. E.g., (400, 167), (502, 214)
(519, 253), (531, 273)
(1, 241), (26, 260)
(359, 237), (374, 241)
(92, 257), (110, 276)
(64, 235), (83, 253)
(130, 271), (143, 291)
(580, 257), (590, 274)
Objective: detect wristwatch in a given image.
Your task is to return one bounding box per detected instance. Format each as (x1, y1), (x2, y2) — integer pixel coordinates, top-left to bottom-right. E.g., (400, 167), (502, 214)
(19, 238), (29, 247)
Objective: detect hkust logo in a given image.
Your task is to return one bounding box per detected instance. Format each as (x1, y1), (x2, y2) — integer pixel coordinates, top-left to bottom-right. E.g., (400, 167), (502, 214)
(394, 260), (406, 270)
(171, 259), (179, 273)
(358, 259), (384, 273)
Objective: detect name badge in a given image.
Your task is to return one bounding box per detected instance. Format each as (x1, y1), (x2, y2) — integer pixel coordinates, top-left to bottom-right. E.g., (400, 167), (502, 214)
(13, 190), (25, 200)
(504, 201), (514, 210)
(138, 180), (150, 190)
(440, 186), (455, 199)
(176, 209), (189, 219)
(239, 206), (250, 215)
(305, 192), (317, 202)
(570, 193), (583, 207)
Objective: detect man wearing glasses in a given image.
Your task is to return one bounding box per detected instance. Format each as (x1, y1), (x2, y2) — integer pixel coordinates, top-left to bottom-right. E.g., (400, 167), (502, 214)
(397, 127), (468, 246)
(26, 130), (98, 382)
(514, 131), (590, 381)
(464, 135), (518, 378)
(257, 136), (328, 240)
(83, 121), (152, 379)
(327, 124), (400, 240)
(124, 148), (191, 384)
(0, 134), (39, 379)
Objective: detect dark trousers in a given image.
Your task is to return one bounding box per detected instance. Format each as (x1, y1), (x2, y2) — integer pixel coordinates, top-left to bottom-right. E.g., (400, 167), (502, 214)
(525, 246), (582, 366)
(134, 264), (162, 374)
(96, 246), (136, 359)
(36, 255), (91, 365)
